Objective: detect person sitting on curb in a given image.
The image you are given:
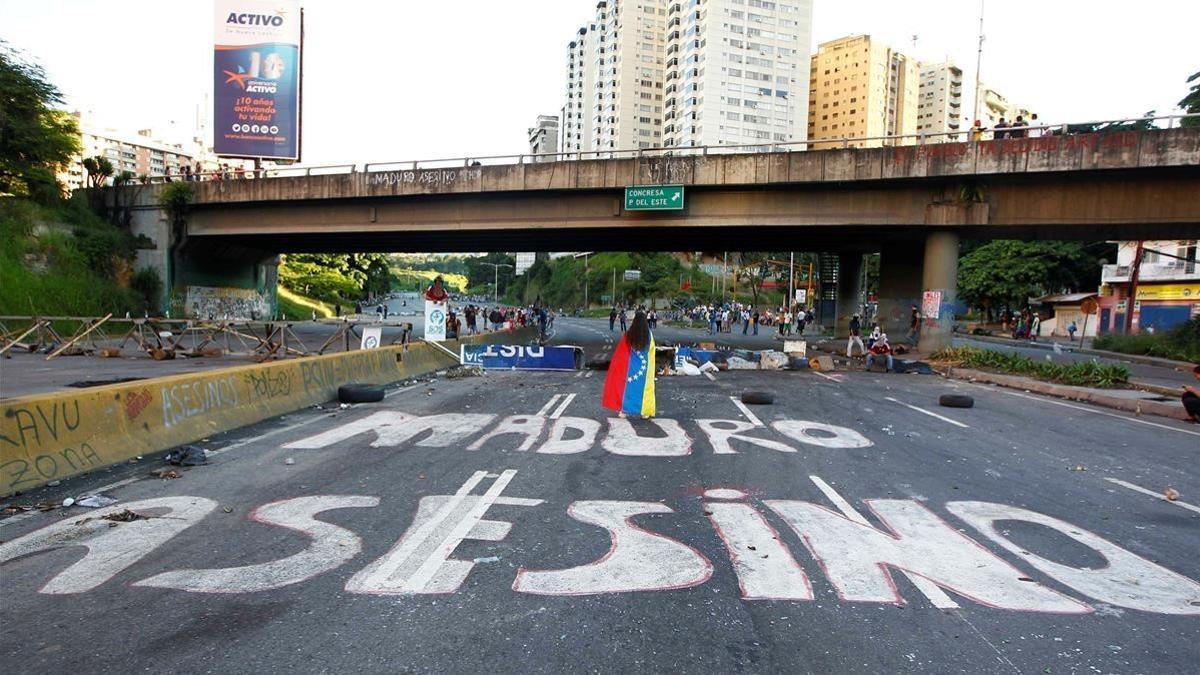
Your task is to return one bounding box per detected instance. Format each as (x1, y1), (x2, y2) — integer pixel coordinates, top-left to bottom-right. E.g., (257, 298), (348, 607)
(866, 333), (894, 372)
(1184, 365), (1200, 423)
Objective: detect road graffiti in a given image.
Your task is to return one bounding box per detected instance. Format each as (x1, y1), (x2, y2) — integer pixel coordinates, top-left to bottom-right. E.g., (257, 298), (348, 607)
(283, 410), (874, 457)
(3, 470), (1198, 615)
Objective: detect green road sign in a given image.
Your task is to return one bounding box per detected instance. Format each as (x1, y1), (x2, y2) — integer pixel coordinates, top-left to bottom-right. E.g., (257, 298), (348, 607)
(624, 185), (685, 211)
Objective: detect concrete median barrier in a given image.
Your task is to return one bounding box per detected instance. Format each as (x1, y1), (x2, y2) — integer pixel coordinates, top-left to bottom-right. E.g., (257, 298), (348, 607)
(0, 330), (535, 496)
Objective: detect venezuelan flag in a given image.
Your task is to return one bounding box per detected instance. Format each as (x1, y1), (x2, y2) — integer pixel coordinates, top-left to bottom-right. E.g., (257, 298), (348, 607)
(602, 334), (656, 417)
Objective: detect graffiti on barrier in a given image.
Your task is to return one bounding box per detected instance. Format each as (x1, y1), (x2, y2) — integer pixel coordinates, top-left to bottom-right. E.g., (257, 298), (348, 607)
(299, 351), (395, 396)
(244, 369), (293, 401)
(124, 389), (153, 421)
(3, 469), (1199, 615)
(161, 376), (240, 428)
(368, 168), (481, 188)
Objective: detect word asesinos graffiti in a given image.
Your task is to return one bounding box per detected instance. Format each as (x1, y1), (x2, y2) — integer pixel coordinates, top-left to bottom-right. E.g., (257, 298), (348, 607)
(280, 410), (873, 455)
(2, 470), (1198, 616)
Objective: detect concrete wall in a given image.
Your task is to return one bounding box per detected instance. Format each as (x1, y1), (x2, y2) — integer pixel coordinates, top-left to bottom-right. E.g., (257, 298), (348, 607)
(0, 330), (534, 496)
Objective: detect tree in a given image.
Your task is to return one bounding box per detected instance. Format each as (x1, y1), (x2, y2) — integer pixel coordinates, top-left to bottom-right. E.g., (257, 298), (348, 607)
(1180, 70), (1200, 128)
(957, 240), (1114, 320)
(82, 156), (113, 188)
(0, 41), (80, 200)
(1067, 110), (1157, 135)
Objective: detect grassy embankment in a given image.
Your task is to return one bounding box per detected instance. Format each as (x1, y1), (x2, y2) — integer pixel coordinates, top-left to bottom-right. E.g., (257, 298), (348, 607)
(1092, 319), (1200, 364)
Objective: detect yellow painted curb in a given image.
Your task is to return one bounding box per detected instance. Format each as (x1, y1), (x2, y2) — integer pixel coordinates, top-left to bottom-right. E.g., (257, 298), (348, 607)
(0, 330), (535, 496)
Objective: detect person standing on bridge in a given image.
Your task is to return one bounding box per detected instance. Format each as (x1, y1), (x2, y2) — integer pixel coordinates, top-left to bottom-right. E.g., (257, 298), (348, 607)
(603, 310), (656, 419)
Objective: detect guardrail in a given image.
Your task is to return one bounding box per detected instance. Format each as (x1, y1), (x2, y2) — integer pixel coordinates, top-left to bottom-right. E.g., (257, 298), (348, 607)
(127, 112), (1200, 185)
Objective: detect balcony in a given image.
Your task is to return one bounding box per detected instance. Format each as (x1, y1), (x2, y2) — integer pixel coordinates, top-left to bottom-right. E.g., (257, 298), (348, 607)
(1103, 261), (1200, 283)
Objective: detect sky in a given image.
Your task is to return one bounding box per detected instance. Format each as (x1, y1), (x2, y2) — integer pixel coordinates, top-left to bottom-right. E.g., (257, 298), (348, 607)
(2, 0), (1197, 166)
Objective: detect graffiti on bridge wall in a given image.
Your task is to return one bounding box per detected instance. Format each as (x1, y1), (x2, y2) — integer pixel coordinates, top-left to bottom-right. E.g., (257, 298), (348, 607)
(184, 286), (270, 320)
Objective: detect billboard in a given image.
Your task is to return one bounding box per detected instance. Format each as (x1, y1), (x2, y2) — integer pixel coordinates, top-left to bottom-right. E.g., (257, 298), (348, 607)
(214, 0), (302, 160)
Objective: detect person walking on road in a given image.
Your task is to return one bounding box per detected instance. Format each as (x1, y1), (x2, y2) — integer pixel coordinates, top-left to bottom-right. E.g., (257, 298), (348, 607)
(1067, 320), (1078, 342)
(847, 314), (865, 357)
(619, 307), (628, 332)
(609, 307), (618, 332)
(907, 305), (921, 344)
(1030, 314), (1041, 342)
(602, 310), (656, 419)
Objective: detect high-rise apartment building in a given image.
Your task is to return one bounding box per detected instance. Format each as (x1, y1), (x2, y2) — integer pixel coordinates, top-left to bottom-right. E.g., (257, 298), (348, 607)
(528, 115), (560, 161)
(57, 113), (194, 190)
(560, 1), (669, 154)
(806, 35), (919, 149)
(562, 21), (600, 154)
(915, 61), (964, 140)
(662, 0), (813, 150)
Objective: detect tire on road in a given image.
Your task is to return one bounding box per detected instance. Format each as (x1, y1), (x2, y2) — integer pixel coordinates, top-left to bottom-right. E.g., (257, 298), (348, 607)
(938, 394), (974, 409)
(338, 383), (385, 404)
(741, 391), (775, 405)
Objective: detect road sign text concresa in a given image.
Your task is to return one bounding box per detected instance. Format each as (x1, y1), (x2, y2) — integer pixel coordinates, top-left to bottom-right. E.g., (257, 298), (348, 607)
(625, 185), (685, 211)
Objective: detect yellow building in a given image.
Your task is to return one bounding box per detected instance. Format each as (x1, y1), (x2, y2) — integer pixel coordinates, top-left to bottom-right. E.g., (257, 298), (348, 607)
(806, 35), (918, 149)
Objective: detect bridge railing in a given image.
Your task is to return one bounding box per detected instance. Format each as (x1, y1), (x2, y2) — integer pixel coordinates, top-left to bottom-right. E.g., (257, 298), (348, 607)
(135, 112), (1200, 185)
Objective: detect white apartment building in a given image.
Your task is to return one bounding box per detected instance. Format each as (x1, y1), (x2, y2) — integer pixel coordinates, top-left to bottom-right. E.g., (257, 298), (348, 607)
(562, 21), (600, 154)
(663, 0), (813, 150)
(915, 61), (964, 140)
(528, 115), (560, 161)
(59, 113), (194, 190)
(561, 1), (668, 154)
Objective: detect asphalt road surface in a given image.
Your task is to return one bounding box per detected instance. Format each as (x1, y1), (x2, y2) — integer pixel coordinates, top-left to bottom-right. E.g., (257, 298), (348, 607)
(3, 317), (1199, 673)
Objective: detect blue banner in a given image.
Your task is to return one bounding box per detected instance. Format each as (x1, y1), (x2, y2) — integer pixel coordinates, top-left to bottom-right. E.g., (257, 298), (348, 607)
(461, 345), (579, 371)
(214, 1), (301, 160)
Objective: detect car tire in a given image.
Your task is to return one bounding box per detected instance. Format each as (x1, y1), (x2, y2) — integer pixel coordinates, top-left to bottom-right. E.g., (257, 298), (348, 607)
(938, 394), (974, 409)
(338, 384), (385, 404)
(741, 391), (775, 405)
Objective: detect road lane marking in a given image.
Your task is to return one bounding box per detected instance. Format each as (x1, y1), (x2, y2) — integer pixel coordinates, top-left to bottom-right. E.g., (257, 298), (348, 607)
(536, 395), (562, 417)
(884, 397), (970, 429)
(585, 370), (595, 378)
(549, 394), (577, 419)
(813, 371), (844, 382)
(1104, 477), (1200, 515)
(808, 475), (960, 609)
(729, 397), (764, 427)
(981, 387), (1200, 438)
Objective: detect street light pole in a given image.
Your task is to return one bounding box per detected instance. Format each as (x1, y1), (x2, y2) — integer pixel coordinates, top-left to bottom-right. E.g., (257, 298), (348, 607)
(972, 0), (986, 124)
(480, 262), (513, 304)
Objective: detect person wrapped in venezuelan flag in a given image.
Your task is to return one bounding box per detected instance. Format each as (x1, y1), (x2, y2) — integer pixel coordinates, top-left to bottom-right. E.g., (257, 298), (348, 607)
(602, 309), (656, 418)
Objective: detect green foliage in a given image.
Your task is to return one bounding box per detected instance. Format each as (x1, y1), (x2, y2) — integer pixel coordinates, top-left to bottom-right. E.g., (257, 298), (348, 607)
(1067, 111), (1157, 134)
(1093, 318), (1200, 363)
(130, 267), (162, 310)
(82, 156), (114, 188)
(0, 41), (80, 200)
(957, 240), (1114, 315)
(464, 252), (517, 291)
(933, 346), (1130, 388)
(277, 260), (361, 305)
(0, 198), (139, 316)
(157, 181), (193, 216)
(1178, 70), (1200, 128)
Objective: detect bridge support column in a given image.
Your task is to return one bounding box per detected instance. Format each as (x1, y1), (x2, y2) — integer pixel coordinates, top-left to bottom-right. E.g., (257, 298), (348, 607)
(876, 240), (924, 342)
(918, 230), (960, 354)
(835, 253), (863, 337)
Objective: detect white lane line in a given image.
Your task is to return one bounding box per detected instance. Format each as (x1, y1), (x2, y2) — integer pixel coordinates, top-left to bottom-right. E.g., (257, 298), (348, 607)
(1104, 477), (1200, 515)
(535, 395), (563, 417)
(585, 370), (595, 378)
(981, 386), (1200, 438)
(884, 396), (970, 429)
(704, 371), (716, 381)
(729, 397), (764, 427)
(808, 475), (960, 609)
(0, 474), (139, 531)
(576, 371), (584, 378)
(549, 394), (577, 419)
(813, 371), (842, 382)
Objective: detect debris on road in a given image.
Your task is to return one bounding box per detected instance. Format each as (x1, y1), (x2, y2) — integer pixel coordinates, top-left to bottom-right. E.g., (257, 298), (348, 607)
(445, 365), (485, 379)
(76, 495), (118, 509)
(150, 468), (182, 479)
(165, 445), (208, 466)
(473, 556), (502, 564)
(759, 351), (789, 371)
(938, 394), (975, 409)
(61, 497), (75, 507)
(285, 457), (296, 466)
(101, 509), (148, 522)
(1165, 487), (1180, 501)
(727, 356), (757, 370)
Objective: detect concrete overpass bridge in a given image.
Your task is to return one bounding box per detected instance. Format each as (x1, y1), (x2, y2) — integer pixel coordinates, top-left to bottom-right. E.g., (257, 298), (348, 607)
(120, 126), (1200, 349)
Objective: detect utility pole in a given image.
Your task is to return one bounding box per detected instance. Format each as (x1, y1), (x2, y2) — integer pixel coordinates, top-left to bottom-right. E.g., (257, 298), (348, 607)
(788, 252), (795, 308)
(584, 253), (589, 310)
(1124, 241), (1144, 334)
(612, 268), (617, 306)
(972, 0), (986, 124)
(722, 252), (728, 300)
